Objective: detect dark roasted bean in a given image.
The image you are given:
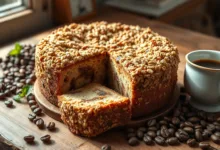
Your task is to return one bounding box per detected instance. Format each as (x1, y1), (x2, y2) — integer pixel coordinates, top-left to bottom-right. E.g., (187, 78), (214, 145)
(166, 137), (179, 145)
(40, 135), (51, 143)
(154, 136), (165, 145)
(211, 134), (220, 144)
(187, 138), (197, 147)
(127, 133), (136, 139)
(172, 117), (180, 125)
(148, 127), (157, 131)
(28, 114), (36, 122)
(199, 142), (210, 150)
(146, 131), (156, 138)
(214, 132), (220, 137)
(188, 117), (200, 123)
(31, 105), (38, 111)
(147, 119), (156, 127)
(47, 122), (56, 131)
(137, 130), (144, 139)
(207, 124), (216, 132)
(27, 93), (35, 101)
(156, 130), (161, 136)
(36, 118), (44, 129)
(28, 100), (36, 106)
(101, 144), (111, 150)
(161, 128), (170, 138)
(175, 130), (189, 142)
(184, 121), (194, 128)
(128, 137), (139, 146)
(33, 118), (41, 124)
(24, 135), (35, 143)
(138, 127), (147, 132)
(183, 127), (194, 134)
(4, 100), (13, 107)
(168, 128), (175, 136)
(33, 107), (42, 115)
(0, 93), (6, 100)
(195, 131), (203, 142)
(143, 135), (153, 145)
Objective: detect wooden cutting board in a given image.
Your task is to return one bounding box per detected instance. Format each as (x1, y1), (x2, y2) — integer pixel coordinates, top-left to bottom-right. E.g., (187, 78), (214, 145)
(0, 7), (220, 150)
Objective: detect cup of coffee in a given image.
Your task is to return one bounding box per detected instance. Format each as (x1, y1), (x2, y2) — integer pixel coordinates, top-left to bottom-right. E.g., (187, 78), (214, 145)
(184, 50), (220, 112)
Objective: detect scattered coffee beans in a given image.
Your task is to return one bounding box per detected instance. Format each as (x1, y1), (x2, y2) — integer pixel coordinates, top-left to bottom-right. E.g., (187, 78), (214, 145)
(28, 114), (36, 122)
(24, 135), (35, 143)
(4, 100), (13, 107)
(47, 122), (56, 131)
(199, 142), (210, 150)
(187, 138), (197, 147)
(128, 137), (139, 146)
(33, 107), (42, 115)
(36, 118), (44, 129)
(101, 144), (111, 150)
(40, 135), (51, 143)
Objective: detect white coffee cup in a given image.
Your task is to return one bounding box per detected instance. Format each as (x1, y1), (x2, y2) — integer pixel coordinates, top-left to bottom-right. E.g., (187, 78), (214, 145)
(184, 50), (220, 112)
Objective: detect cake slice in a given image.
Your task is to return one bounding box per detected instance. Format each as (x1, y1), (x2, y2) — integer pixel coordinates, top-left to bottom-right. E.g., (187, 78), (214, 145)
(58, 83), (131, 137)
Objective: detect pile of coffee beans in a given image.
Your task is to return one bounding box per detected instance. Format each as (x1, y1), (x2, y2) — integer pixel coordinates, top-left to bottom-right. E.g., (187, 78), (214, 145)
(27, 93), (42, 116)
(0, 44), (36, 101)
(125, 88), (220, 150)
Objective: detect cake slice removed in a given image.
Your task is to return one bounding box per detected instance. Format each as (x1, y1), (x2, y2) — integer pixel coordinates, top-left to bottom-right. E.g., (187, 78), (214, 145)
(58, 83), (131, 137)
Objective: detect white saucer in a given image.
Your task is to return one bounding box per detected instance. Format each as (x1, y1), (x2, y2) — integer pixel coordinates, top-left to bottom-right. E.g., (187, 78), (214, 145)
(189, 97), (220, 112)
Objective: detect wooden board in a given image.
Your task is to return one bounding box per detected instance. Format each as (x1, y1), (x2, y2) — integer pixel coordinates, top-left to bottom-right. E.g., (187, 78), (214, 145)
(34, 80), (180, 127)
(0, 7), (220, 150)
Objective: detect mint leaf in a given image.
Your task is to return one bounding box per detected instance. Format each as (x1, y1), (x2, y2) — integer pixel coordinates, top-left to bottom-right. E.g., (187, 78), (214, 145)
(19, 85), (31, 97)
(13, 95), (21, 102)
(9, 42), (22, 56)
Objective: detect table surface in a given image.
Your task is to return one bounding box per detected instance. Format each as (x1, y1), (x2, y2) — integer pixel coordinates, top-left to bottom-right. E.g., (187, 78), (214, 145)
(0, 7), (220, 150)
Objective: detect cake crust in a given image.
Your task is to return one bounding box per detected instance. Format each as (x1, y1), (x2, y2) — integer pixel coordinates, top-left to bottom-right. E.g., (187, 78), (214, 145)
(35, 22), (180, 118)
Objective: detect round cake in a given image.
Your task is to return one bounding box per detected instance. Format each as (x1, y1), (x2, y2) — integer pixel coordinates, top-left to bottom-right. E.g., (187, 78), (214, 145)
(35, 22), (179, 118)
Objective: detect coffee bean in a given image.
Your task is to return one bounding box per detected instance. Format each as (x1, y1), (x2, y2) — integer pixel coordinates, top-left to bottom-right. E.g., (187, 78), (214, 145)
(138, 127), (147, 132)
(172, 117), (180, 125)
(36, 118), (44, 129)
(195, 131), (203, 142)
(101, 144), (111, 150)
(0, 93), (6, 100)
(166, 137), (179, 145)
(4, 100), (13, 107)
(215, 125), (220, 131)
(47, 122), (56, 131)
(211, 134), (220, 144)
(127, 133), (136, 139)
(214, 132), (220, 137)
(33, 117), (41, 124)
(137, 130), (144, 139)
(202, 131), (209, 140)
(40, 135), (51, 143)
(183, 127), (194, 134)
(156, 130), (161, 136)
(28, 114), (36, 122)
(147, 119), (156, 127)
(207, 124), (216, 132)
(175, 130), (189, 142)
(33, 107), (42, 115)
(168, 128), (175, 136)
(28, 100), (36, 106)
(128, 137), (139, 146)
(146, 131), (156, 138)
(143, 135), (153, 145)
(31, 105), (38, 111)
(173, 109), (181, 117)
(207, 115), (215, 122)
(27, 93), (35, 101)
(186, 139), (197, 147)
(147, 126), (157, 131)
(16, 82), (24, 88)
(217, 117), (220, 124)
(199, 142), (210, 150)
(184, 121), (194, 128)
(188, 117), (200, 123)
(161, 128), (170, 138)
(203, 129), (212, 137)
(159, 120), (168, 125)
(154, 136), (165, 145)
(24, 135), (35, 143)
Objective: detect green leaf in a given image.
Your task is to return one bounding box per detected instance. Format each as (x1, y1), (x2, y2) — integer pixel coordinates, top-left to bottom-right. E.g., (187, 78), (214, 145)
(13, 95), (21, 102)
(9, 42), (22, 56)
(19, 85), (31, 98)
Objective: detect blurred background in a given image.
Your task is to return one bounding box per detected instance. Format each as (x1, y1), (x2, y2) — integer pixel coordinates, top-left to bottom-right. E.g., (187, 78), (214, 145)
(0, 0), (220, 44)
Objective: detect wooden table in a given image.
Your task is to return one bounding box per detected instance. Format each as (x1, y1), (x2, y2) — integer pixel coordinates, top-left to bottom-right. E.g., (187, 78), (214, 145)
(0, 7), (220, 150)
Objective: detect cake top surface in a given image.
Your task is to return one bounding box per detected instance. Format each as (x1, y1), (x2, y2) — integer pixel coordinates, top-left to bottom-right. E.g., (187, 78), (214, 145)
(58, 83), (129, 108)
(36, 22), (179, 81)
